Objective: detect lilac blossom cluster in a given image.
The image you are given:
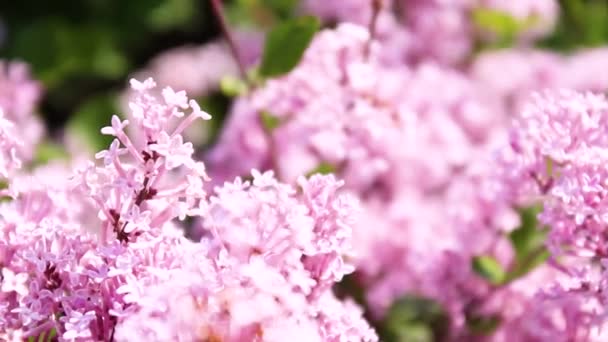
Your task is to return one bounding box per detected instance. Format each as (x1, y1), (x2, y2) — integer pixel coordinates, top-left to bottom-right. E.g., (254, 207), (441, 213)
(0, 61), (43, 178)
(207, 23), (515, 338)
(303, 0), (559, 66)
(492, 90), (608, 340)
(205, 16), (608, 339)
(0, 77), (377, 341)
(8, 0), (608, 340)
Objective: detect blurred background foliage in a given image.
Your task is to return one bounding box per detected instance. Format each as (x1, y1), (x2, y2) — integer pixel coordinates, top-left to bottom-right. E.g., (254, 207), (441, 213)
(1, 0), (215, 133)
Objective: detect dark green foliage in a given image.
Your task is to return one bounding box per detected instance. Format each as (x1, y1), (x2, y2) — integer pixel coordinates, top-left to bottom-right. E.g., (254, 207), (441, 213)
(306, 162), (337, 177)
(380, 295), (450, 342)
(471, 255), (506, 285)
(259, 16), (320, 78)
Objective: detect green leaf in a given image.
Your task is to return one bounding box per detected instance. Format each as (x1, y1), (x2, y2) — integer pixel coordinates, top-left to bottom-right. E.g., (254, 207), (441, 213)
(263, 0), (299, 18)
(381, 295), (450, 342)
(46, 328), (57, 341)
(147, 0), (196, 30)
(220, 75), (249, 97)
(306, 162), (336, 177)
(258, 16), (320, 78)
(506, 205), (549, 281)
(67, 92), (118, 152)
(8, 19), (128, 87)
(472, 8), (540, 47)
(197, 93), (231, 148)
(0, 180), (11, 203)
(472, 255), (506, 285)
(259, 111), (282, 132)
(467, 314), (501, 335)
(506, 248), (550, 281)
(33, 140), (69, 166)
(334, 274), (366, 307)
(509, 205), (544, 259)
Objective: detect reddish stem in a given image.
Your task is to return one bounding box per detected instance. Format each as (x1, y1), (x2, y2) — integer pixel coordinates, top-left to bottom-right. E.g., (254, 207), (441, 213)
(210, 0), (249, 81)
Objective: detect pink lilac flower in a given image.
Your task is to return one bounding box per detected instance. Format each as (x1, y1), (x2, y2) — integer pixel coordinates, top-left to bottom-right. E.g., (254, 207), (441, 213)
(0, 61), (43, 177)
(130, 40), (239, 99)
(115, 171), (376, 341)
(208, 23), (502, 194)
(478, 0), (559, 40)
(1, 78), (211, 339)
(470, 49), (565, 113)
(470, 47), (608, 120)
(304, 0), (559, 66)
(491, 89), (608, 337)
(122, 31), (263, 147)
(2, 77), (376, 341)
(207, 18), (608, 339)
(206, 22), (533, 339)
(564, 48), (608, 93)
(404, 0), (559, 65)
(129, 29), (262, 98)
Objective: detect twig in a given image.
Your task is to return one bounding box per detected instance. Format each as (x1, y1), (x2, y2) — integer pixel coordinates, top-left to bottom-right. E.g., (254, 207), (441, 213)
(365, 0), (383, 59)
(210, 0), (249, 82)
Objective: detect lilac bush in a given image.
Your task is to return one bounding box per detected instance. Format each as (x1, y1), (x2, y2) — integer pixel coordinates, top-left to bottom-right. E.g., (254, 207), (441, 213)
(0, 77), (376, 341)
(5, 0), (608, 341)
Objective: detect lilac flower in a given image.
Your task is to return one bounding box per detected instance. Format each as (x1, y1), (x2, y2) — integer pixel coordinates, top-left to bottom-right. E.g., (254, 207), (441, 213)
(62, 310), (97, 340)
(205, 22), (527, 339)
(1, 269), (28, 297)
(304, 0), (559, 66)
(115, 171), (376, 341)
(148, 132), (194, 170)
(0, 61), (43, 177)
(1, 75), (376, 341)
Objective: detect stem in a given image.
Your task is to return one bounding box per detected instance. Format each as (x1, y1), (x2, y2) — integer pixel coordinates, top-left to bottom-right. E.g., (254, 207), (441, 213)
(210, 0), (249, 82)
(365, 0), (383, 59)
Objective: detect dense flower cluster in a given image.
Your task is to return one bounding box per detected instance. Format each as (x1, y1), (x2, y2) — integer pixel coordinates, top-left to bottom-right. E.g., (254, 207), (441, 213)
(208, 23), (514, 338)
(205, 15), (608, 339)
(0, 78), (376, 341)
(0, 61), (42, 178)
(7, 0), (608, 340)
(303, 0), (559, 65)
(491, 90), (608, 340)
(116, 172), (376, 341)
(471, 47), (608, 116)
(208, 23), (502, 192)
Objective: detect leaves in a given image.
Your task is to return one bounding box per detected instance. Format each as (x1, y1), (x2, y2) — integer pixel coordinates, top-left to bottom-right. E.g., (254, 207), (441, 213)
(197, 93), (231, 148)
(541, 0), (608, 50)
(33, 140), (69, 166)
(258, 16), (320, 78)
(146, 0), (197, 31)
(467, 314), (501, 335)
(381, 295), (450, 342)
(507, 205), (549, 280)
(472, 205), (549, 287)
(8, 19), (128, 87)
(259, 111), (282, 133)
(67, 92), (118, 152)
(472, 8), (541, 47)
(26, 327), (57, 342)
(220, 75), (249, 97)
(471, 255), (506, 285)
(306, 162), (336, 177)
